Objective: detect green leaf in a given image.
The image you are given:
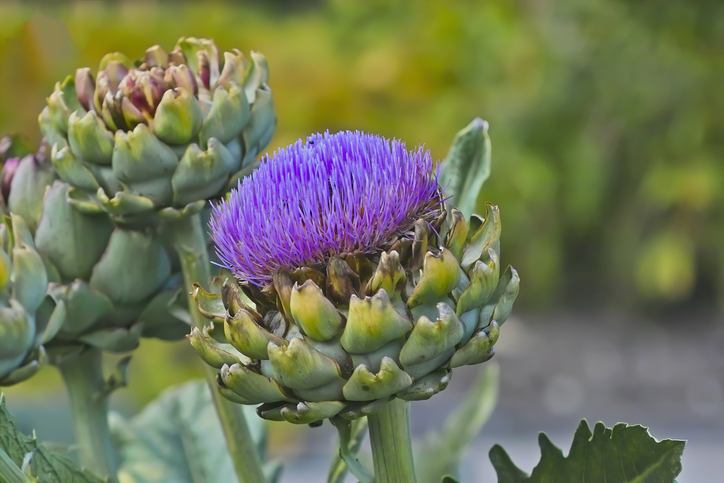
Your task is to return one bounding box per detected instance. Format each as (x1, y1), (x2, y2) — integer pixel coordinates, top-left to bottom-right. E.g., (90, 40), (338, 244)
(328, 417), (372, 483)
(0, 394), (105, 483)
(489, 420), (686, 483)
(0, 446), (33, 483)
(439, 118), (491, 218)
(112, 379), (280, 483)
(416, 363), (499, 483)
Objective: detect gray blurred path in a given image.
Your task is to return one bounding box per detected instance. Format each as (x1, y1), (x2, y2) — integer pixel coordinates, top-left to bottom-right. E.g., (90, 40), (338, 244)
(274, 312), (724, 482)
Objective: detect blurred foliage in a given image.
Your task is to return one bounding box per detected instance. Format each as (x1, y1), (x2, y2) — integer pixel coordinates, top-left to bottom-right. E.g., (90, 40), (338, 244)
(1, 0), (722, 312)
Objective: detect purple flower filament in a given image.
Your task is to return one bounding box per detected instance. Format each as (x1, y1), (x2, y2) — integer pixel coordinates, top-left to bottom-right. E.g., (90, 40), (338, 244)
(210, 130), (442, 286)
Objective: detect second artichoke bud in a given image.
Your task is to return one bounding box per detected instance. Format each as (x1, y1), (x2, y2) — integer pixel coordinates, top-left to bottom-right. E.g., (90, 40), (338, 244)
(0, 138), (187, 359)
(40, 37), (276, 224)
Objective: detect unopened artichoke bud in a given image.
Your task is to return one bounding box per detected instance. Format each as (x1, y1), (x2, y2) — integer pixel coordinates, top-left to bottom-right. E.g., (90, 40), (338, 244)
(41, 37), (276, 224)
(0, 214), (66, 386)
(190, 131), (520, 425)
(1, 142), (189, 357)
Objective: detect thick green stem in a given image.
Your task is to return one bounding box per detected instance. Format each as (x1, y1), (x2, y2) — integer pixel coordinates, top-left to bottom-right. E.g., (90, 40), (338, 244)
(171, 212), (267, 483)
(57, 348), (118, 481)
(367, 398), (417, 483)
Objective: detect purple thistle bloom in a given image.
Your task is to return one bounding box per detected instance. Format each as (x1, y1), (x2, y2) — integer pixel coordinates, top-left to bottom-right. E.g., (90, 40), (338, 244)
(210, 130), (442, 286)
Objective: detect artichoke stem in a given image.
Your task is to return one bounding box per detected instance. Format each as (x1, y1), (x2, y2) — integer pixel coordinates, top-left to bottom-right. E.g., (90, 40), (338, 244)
(57, 348), (118, 482)
(367, 398), (417, 483)
(170, 212), (268, 483)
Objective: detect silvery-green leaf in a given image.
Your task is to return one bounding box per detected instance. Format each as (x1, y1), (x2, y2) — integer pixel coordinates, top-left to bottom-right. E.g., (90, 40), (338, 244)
(112, 379), (281, 483)
(439, 118), (491, 218)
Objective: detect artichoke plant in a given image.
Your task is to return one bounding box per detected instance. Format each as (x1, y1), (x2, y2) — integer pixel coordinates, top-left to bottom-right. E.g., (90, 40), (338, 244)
(0, 139), (185, 356)
(39, 37), (276, 224)
(190, 131), (519, 425)
(0, 213), (65, 386)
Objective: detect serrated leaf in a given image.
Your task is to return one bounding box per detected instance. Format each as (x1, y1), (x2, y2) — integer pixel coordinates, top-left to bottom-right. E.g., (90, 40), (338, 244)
(439, 118), (491, 218)
(489, 420), (685, 483)
(416, 363), (499, 483)
(0, 446), (34, 483)
(0, 394), (105, 483)
(112, 379), (280, 483)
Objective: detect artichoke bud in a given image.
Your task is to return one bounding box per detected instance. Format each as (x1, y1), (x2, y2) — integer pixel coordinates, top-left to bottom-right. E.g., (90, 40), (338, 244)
(2, 137), (184, 359)
(0, 214), (57, 386)
(42, 37), (275, 220)
(192, 130), (519, 424)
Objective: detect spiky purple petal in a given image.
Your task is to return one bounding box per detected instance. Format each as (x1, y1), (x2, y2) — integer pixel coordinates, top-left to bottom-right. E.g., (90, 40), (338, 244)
(210, 130), (442, 286)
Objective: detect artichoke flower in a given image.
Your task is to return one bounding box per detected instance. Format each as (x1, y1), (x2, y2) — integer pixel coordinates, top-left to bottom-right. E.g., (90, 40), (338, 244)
(39, 37), (276, 224)
(0, 213), (66, 386)
(0, 140), (186, 356)
(190, 131), (520, 425)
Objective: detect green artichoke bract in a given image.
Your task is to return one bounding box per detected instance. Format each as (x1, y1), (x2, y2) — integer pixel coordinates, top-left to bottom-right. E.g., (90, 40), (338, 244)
(0, 213), (65, 386)
(190, 131), (519, 425)
(0, 141), (186, 357)
(40, 37), (276, 224)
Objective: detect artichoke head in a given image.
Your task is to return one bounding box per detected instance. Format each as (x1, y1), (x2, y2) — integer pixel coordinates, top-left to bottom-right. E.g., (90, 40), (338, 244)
(0, 213), (65, 386)
(40, 37), (276, 224)
(1, 138), (187, 358)
(192, 203), (519, 425)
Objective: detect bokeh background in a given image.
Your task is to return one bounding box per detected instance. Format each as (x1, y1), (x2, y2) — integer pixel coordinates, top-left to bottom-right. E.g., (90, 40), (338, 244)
(1, 1), (722, 481)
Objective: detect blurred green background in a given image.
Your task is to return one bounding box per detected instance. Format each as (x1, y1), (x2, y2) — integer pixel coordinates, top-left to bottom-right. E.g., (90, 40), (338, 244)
(1, 0), (722, 409)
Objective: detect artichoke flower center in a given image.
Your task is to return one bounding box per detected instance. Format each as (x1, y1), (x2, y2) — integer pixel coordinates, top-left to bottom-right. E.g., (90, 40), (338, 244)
(211, 130), (442, 286)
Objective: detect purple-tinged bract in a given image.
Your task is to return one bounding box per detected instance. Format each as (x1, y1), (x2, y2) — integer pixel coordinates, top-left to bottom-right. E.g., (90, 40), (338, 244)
(211, 130), (442, 286)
